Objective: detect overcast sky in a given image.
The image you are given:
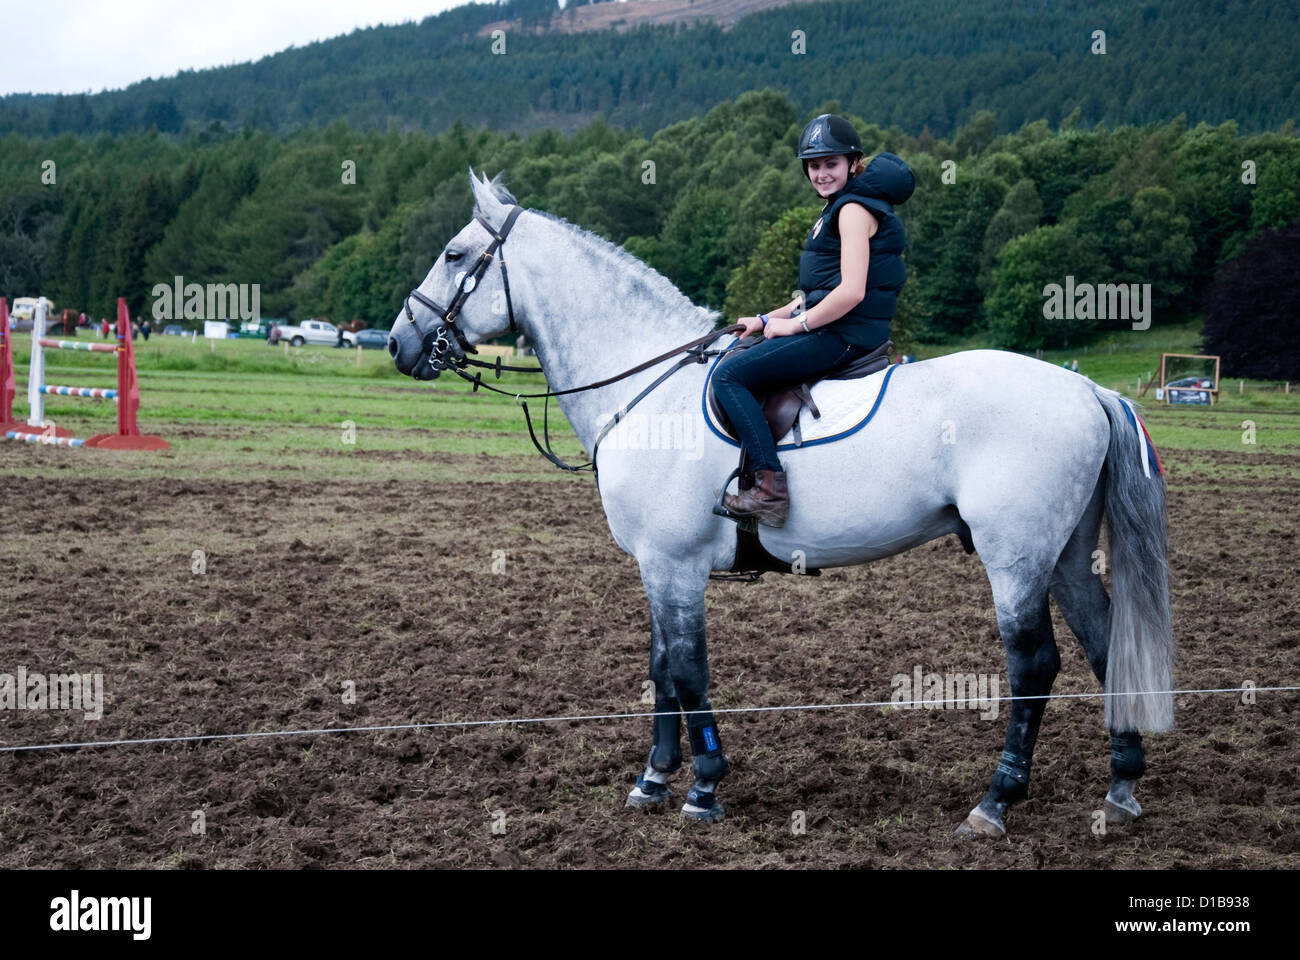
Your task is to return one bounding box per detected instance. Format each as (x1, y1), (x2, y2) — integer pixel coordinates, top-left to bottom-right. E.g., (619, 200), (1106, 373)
(0, 0), (483, 96)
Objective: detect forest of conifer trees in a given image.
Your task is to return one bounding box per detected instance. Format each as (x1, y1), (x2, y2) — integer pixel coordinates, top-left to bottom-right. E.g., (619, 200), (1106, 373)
(2, 1), (1297, 355)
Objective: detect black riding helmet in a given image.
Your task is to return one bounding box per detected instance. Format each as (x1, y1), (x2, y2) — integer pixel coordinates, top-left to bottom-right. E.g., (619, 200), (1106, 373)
(798, 113), (863, 176)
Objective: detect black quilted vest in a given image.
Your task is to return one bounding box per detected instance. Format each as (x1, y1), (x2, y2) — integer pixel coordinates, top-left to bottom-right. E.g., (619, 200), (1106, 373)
(796, 151), (914, 349)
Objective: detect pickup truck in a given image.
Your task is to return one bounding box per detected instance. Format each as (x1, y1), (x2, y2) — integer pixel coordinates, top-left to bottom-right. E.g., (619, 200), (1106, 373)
(275, 319), (356, 347)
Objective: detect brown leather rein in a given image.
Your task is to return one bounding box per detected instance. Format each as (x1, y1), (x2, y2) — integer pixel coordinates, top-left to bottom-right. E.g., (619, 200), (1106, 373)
(450, 321), (745, 475)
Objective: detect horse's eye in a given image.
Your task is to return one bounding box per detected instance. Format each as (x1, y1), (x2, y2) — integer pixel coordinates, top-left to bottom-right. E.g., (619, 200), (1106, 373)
(445, 250), (462, 262)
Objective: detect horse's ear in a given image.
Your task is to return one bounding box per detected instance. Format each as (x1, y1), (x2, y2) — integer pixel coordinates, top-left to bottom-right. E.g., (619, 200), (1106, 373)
(470, 166), (498, 217)
(470, 168), (516, 218)
(468, 165), (486, 203)
(488, 170), (517, 205)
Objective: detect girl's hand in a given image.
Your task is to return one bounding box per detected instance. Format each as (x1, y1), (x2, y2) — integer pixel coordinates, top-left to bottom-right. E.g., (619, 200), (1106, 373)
(763, 316), (802, 339)
(736, 315), (765, 338)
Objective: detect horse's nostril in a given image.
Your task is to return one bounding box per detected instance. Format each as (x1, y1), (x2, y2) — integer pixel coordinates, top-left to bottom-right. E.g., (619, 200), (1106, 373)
(388, 337), (398, 358)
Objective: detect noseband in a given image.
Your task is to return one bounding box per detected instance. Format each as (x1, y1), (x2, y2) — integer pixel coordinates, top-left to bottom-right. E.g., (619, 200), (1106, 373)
(404, 205), (524, 370)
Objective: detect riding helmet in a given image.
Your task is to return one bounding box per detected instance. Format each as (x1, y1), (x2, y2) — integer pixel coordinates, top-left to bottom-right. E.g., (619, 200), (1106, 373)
(798, 113), (863, 173)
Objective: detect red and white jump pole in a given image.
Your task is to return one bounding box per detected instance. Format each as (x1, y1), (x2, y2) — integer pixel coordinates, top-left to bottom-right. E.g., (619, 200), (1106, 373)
(4, 297), (168, 450)
(0, 297), (26, 435)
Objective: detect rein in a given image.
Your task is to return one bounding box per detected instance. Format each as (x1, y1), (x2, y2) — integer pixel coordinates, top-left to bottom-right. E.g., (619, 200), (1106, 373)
(450, 323), (744, 475)
(403, 203), (745, 476)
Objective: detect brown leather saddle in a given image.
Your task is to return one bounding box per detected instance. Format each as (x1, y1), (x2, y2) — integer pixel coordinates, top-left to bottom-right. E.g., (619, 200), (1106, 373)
(708, 338), (894, 478)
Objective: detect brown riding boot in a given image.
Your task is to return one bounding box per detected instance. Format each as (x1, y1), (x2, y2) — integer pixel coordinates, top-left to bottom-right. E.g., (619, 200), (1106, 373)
(722, 469), (789, 528)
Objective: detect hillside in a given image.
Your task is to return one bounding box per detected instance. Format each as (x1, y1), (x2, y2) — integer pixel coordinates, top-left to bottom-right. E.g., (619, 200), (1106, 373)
(0, 0), (1295, 139)
(479, 0), (824, 35)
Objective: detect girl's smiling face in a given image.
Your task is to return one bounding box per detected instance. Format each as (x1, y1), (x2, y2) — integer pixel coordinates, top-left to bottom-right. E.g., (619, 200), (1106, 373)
(806, 154), (854, 198)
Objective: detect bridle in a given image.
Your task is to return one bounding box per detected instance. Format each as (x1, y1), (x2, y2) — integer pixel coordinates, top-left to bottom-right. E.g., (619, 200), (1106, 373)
(402, 203), (745, 477)
(404, 205), (524, 371)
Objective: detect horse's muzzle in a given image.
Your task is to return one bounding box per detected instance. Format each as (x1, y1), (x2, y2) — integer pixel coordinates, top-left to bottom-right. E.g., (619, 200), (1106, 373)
(389, 334), (428, 379)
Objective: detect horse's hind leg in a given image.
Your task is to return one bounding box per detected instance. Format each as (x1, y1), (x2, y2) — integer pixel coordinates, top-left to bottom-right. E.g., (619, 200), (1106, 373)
(957, 564), (1060, 838)
(1049, 473), (1146, 825)
(625, 552), (730, 823)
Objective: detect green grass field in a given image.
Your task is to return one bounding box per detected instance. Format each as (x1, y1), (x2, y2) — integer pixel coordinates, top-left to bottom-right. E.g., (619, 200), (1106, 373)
(3, 321), (1297, 483)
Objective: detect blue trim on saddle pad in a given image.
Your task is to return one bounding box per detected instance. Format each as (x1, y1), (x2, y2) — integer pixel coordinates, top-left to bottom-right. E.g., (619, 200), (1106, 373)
(701, 345), (898, 450)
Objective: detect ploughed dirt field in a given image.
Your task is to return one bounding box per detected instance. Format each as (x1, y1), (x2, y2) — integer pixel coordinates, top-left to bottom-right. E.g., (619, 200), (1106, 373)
(0, 444), (1296, 868)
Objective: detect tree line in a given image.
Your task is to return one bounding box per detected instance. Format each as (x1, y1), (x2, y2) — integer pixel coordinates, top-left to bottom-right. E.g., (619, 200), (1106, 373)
(1, 88), (1297, 363)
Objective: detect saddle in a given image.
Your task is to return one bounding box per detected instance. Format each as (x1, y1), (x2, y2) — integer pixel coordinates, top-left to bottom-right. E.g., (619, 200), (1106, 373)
(708, 338), (894, 477)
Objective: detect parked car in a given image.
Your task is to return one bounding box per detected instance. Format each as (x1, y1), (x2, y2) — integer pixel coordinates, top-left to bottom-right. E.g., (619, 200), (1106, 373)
(162, 324), (185, 336)
(354, 328), (389, 350)
(275, 319), (356, 347)
(1166, 376), (1215, 390)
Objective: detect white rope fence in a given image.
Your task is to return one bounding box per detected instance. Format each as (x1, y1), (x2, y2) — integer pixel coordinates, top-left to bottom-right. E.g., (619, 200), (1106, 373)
(1, 684), (1295, 754)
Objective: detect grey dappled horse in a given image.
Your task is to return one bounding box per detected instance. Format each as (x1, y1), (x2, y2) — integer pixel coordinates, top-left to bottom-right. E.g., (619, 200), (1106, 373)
(388, 169), (1174, 835)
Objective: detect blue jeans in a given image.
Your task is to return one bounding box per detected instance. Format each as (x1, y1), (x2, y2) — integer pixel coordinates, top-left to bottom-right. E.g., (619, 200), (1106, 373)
(712, 326), (870, 473)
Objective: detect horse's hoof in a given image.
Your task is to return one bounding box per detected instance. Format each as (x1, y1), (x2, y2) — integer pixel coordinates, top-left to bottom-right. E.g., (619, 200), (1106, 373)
(954, 807), (1005, 838)
(626, 777), (672, 810)
(682, 788), (725, 823)
(1104, 793), (1142, 825)
(682, 799), (725, 823)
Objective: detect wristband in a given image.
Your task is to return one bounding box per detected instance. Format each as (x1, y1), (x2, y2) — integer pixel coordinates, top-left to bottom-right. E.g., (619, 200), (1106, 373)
(759, 314), (769, 327)
(800, 317), (810, 333)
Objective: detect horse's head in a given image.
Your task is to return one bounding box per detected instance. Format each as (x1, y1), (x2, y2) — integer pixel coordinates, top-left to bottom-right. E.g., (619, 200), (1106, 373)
(389, 168), (523, 380)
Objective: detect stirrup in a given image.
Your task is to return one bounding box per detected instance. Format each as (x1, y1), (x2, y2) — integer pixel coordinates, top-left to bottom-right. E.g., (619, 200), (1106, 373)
(712, 467), (757, 531)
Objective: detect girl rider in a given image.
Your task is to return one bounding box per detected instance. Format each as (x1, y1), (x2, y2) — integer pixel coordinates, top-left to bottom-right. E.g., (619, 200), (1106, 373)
(714, 114), (914, 527)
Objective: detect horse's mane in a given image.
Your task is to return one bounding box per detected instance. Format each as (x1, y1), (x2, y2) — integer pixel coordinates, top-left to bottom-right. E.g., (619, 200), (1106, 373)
(525, 207), (722, 329)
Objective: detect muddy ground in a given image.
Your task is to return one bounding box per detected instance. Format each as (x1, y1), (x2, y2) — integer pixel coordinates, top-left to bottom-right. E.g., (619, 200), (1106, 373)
(0, 446), (1296, 868)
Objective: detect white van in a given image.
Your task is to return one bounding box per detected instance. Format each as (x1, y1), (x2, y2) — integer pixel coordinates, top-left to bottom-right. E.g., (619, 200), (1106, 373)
(8, 297), (53, 332)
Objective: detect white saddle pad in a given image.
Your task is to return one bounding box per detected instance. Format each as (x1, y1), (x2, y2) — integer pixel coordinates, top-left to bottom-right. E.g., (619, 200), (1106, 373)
(702, 352), (896, 450)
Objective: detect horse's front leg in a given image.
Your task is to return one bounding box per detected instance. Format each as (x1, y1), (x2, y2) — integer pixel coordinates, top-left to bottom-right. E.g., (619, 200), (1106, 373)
(624, 553), (729, 822)
(625, 605), (683, 810)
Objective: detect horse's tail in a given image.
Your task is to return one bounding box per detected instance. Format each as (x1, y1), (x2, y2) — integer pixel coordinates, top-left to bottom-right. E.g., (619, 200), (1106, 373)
(1091, 386), (1174, 733)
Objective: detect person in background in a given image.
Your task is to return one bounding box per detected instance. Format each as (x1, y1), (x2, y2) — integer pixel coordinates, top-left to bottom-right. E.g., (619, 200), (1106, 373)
(101, 318), (110, 338)
(141, 317), (151, 340)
